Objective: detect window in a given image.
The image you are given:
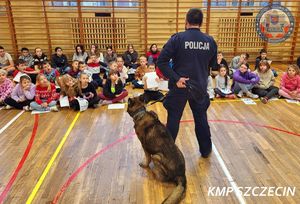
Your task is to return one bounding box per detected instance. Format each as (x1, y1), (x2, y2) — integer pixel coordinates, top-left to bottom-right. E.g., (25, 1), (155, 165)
(203, 1), (281, 7)
(52, 0), (139, 7)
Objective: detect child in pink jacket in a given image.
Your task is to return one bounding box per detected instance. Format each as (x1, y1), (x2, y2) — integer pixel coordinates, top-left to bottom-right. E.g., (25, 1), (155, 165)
(279, 64), (300, 101)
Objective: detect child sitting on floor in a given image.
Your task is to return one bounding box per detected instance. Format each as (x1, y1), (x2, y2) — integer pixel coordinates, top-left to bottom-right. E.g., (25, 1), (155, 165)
(278, 64), (300, 101)
(12, 59), (36, 83)
(252, 60), (279, 104)
(4, 75), (35, 110)
(116, 56), (128, 85)
(142, 64), (164, 104)
(78, 72), (100, 108)
(233, 63), (259, 99)
(87, 54), (103, 87)
(33, 47), (47, 70)
(103, 61), (118, 85)
(68, 60), (80, 78)
(99, 69), (128, 104)
(30, 74), (59, 111)
(0, 69), (13, 106)
(214, 64), (235, 99)
(58, 74), (81, 110)
(132, 56), (147, 89)
(40, 61), (60, 84)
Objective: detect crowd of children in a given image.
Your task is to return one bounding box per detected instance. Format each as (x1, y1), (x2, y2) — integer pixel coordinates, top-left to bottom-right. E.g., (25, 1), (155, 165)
(0, 44), (300, 112)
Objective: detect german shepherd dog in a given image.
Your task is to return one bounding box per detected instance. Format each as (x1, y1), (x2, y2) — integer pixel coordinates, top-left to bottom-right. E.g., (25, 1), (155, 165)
(127, 95), (186, 204)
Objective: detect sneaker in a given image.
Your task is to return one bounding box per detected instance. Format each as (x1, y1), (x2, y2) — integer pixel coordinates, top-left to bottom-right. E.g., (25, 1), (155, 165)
(5, 105), (13, 110)
(261, 97), (268, 104)
(226, 94), (236, 99)
(23, 106), (32, 111)
(50, 106), (59, 112)
(246, 92), (259, 99)
(237, 90), (243, 98)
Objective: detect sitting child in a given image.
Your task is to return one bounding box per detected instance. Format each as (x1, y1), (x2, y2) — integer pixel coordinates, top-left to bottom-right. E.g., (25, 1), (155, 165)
(255, 49), (278, 77)
(278, 64), (300, 101)
(0, 69), (14, 106)
(103, 61), (118, 85)
(33, 47), (47, 70)
(116, 56), (128, 85)
(142, 64), (164, 103)
(132, 56), (147, 89)
(40, 61), (60, 84)
(207, 75), (214, 100)
(4, 75), (35, 110)
(233, 63), (259, 98)
(58, 74), (80, 110)
(78, 72), (100, 108)
(212, 51), (228, 77)
(87, 54), (103, 87)
(30, 74), (59, 111)
(12, 59), (36, 83)
(214, 64), (235, 99)
(99, 69), (128, 104)
(51, 47), (70, 74)
(77, 62), (98, 89)
(252, 60), (279, 103)
(68, 60), (80, 78)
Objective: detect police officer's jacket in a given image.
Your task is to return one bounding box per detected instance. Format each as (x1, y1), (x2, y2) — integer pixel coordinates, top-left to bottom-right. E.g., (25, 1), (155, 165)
(157, 28), (217, 95)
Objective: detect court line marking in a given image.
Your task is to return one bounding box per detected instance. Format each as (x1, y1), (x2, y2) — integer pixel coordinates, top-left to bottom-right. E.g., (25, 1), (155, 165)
(212, 143), (246, 204)
(0, 110), (24, 135)
(0, 114), (39, 204)
(51, 119), (300, 203)
(26, 112), (81, 204)
(52, 132), (136, 204)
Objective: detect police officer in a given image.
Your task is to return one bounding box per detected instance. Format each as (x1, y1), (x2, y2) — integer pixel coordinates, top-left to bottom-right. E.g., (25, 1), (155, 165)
(157, 8), (217, 158)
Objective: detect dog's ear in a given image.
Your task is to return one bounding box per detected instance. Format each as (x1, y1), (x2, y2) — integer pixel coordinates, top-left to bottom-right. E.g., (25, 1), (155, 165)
(138, 94), (145, 103)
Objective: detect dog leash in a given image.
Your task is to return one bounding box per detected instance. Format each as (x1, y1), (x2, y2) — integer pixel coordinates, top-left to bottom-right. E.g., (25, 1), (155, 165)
(145, 95), (167, 107)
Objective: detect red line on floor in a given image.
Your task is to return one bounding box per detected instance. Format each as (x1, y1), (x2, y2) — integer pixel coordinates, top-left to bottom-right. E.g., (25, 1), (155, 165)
(52, 132), (136, 204)
(0, 114), (39, 204)
(180, 119), (300, 137)
(52, 119), (300, 203)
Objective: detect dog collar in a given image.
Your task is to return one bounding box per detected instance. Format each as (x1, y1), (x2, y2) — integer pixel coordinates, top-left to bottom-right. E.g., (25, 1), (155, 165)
(132, 107), (146, 121)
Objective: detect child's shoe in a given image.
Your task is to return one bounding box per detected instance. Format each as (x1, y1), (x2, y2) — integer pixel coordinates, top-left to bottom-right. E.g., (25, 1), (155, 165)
(50, 106), (59, 112)
(237, 90), (243, 98)
(5, 105), (13, 110)
(246, 91), (259, 99)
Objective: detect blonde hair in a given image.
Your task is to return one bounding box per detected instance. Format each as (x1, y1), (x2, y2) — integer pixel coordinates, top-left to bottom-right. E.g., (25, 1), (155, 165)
(0, 69), (7, 76)
(36, 74), (51, 92)
(287, 64), (300, 75)
(77, 72), (89, 96)
(58, 74), (78, 97)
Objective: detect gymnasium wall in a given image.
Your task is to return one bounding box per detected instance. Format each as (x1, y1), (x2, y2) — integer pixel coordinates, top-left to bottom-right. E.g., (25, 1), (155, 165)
(0, 0), (299, 63)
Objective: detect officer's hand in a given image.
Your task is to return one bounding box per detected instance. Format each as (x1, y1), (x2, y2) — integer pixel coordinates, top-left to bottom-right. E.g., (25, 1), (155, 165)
(176, 77), (189, 88)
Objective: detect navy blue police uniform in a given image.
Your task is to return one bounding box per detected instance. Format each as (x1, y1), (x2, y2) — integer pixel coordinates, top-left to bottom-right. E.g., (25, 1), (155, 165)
(157, 28), (217, 156)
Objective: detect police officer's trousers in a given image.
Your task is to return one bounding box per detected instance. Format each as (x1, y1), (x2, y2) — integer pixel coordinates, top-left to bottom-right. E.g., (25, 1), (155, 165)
(163, 88), (212, 155)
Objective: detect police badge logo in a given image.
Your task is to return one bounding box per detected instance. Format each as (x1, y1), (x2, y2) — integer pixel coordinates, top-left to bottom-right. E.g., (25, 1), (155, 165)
(256, 5), (295, 43)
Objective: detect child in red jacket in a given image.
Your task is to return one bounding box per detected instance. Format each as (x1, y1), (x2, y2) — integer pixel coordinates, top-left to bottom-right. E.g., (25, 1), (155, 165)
(30, 74), (59, 111)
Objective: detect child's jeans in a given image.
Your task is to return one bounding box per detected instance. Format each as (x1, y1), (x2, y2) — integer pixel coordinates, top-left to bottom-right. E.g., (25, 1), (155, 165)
(233, 82), (254, 94)
(30, 100), (57, 111)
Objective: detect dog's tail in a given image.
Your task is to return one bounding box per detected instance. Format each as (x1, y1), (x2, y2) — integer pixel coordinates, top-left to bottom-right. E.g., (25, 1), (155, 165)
(162, 175), (187, 204)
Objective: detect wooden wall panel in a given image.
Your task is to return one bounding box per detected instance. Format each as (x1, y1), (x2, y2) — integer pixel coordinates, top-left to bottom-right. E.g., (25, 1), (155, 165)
(0, 0), (299, 63)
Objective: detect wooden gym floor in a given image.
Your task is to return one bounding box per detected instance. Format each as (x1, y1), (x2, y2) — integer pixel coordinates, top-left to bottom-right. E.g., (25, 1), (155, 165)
(0, 63), (299, 204)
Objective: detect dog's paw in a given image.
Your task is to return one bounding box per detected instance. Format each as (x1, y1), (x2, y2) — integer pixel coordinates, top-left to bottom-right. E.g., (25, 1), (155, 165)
(139, 162), (149, 168)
